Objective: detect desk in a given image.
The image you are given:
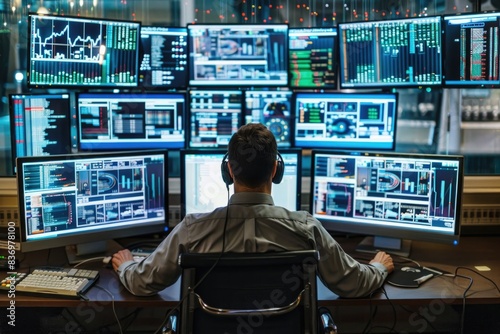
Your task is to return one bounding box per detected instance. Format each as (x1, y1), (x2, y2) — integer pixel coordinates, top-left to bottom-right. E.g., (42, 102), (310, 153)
(1, 236), (500, 333)
(319, 235), (500, 306)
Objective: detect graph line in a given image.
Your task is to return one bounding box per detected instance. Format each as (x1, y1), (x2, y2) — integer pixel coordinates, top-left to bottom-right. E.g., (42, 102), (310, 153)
(33, 20), (103, 62)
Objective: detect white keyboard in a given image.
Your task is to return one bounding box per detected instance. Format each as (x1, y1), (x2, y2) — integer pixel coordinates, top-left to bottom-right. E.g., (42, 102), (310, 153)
(1, 267), (99, 298)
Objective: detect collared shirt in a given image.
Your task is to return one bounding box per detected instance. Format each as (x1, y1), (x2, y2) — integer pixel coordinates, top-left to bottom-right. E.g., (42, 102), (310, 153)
(118, 192), (388, 297)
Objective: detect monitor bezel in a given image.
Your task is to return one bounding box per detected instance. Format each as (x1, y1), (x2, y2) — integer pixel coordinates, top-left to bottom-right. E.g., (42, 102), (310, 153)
(288, 26), (339, 89)
(186, 23), (290, 88)
(338, 15), (443, 89)
(16, 150), (169, 253)
(179, 148), (303, 218)
(139, 25), (189, 90)
(309, 149), (463, 246)
(76, 91), (187, 151)
(27, 13), (141, 89)
(292, 91), (399, 151)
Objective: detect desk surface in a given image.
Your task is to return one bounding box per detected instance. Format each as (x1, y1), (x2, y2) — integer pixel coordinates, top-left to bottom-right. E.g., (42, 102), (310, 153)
(1, 235), (500, 307)
(319, 235), (500, 306)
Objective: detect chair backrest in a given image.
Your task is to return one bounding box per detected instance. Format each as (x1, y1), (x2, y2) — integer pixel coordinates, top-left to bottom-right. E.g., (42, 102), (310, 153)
(178, 250), (320, 334)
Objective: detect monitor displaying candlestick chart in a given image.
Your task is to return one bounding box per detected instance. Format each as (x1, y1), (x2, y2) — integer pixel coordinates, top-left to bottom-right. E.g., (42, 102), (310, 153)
(28, 14), (141, 88)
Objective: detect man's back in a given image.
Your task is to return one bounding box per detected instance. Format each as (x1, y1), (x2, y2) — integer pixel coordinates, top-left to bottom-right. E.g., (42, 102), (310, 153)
(183, 192), (313, 253)
(112, 123), (393, 298)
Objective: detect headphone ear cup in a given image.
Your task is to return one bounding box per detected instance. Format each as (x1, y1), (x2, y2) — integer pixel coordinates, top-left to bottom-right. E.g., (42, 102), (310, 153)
(272, 153), (285, 184)
(221, 153), (233, 186)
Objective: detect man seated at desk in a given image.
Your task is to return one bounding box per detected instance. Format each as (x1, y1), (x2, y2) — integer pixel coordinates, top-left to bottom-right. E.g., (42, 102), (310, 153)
(112, 123), (394, 297)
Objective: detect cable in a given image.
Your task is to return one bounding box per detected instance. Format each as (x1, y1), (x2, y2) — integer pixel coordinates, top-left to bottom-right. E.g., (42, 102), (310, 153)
(452, 266), (500, 293)
(94, 285), (123, 334)
(105, 308), (141, 333)
(443, 271), (472, 334)
(362, 287), (398, 333)
(393, 255), (421, 268)
(154, 188), (232, 334)
(443, 266), (500, 334)
(73, 256), (106, 268)
(122, 239), (161, 252)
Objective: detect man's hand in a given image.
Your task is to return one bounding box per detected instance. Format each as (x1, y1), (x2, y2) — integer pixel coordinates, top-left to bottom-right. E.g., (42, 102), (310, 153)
(370, 251), (394, 273)
(112, 249), (134, 272)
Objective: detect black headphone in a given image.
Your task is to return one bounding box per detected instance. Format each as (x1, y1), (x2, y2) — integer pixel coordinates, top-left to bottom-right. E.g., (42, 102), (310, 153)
(221, 152), (285, 186)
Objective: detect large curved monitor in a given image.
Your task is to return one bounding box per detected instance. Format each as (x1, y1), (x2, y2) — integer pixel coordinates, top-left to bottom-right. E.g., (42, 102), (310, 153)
(310, 150), (463, 256)
(28, 14), (141, 88)
(16, 150), (169, 260)
(187, 24), (289, 87)
(339, 16), (442, 88)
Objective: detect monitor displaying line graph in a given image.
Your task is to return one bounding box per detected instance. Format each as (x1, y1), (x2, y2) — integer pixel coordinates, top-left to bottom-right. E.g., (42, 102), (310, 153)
(28, 14), (141, 88)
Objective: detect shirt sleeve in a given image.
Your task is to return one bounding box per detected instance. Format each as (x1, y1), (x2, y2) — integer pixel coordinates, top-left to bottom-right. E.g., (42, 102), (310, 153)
(308, 216), (387, 298)
(117, 222), (188, 296)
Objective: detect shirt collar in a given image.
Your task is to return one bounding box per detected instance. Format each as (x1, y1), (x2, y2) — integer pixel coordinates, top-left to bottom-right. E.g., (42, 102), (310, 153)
(229, 192), (275, 206)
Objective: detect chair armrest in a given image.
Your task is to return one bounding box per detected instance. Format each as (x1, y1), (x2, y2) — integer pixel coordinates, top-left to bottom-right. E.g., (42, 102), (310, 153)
(318, 307), (337, 334)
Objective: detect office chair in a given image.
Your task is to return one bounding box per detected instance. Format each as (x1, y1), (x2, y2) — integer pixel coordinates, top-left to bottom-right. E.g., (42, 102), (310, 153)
(163, 250), (337, 334)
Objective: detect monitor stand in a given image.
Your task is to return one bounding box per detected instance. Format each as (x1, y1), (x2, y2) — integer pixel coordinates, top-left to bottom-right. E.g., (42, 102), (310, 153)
(65, 240), (123, 265)
(355, 236), (412, 257)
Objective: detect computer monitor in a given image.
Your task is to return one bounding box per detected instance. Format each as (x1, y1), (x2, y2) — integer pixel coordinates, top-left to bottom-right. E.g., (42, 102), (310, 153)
(243, 89), (293, 147)
(28, 13), (141, 88)
(16, 150), (168, 262)
(339, 16), (442, 88)
(187, 24), (289, 87)
(188, 89), (243, 148)
(77, 92), (186, 150)
(9, 93), (75, 173)
(139, 26), (188, 89)
(289, 27), (337, 89)
(310, 150), (463, 256)
(180, 149), (302, 217)
(443, 12), (500, 87)
(293, 92), (398, 150)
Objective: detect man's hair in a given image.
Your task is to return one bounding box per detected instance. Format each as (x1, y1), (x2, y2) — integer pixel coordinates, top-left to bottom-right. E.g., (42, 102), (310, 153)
(227, 123), (278, 188)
